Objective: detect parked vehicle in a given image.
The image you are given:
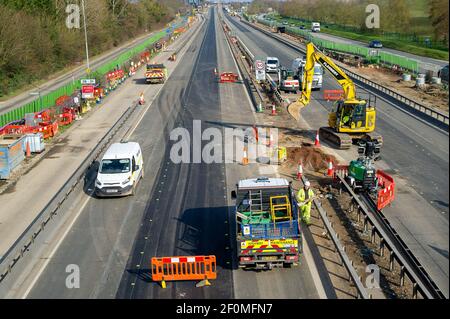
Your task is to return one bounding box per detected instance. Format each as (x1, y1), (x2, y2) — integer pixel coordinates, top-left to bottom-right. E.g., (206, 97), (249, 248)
(438, 65), (449, 83)
(231, 177), (301, 270)
(278, 67), (300, 93)
(369, 40), (383, 48)
(292, 57), (323, 90)
(145, 64), (168, 84)
(311, 22), (320, 32)
(266, 57), (280, 73)
(276, 26), (286, 33)
(95, 142), (144, 197)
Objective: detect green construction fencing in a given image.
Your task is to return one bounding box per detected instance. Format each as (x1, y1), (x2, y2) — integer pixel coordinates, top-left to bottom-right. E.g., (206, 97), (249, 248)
(257, 17), (419, 74)
(0, 21), (186, 128)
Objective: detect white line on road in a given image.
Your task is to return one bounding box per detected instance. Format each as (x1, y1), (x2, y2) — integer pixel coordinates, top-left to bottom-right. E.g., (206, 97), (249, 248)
(20, 18), (205, 299)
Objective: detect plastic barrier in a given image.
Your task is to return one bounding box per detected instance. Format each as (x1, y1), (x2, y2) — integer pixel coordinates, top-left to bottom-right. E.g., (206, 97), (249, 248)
(151, 255), (217, 288)
(219, 72), (239, 83)
(376, 170), (395, 210)
(324, 89), (344, 101)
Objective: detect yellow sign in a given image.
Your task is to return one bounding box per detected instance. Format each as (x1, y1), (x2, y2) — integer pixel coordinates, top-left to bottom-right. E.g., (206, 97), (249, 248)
(241, 239), (298, 249)
(86, 68), (91, 74)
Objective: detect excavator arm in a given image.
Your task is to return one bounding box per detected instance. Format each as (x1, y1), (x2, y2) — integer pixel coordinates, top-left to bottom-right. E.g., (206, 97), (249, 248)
(298, 42), (356, 106)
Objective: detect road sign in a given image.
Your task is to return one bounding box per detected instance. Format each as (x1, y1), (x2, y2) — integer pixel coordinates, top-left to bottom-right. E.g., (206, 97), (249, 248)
(81, 78), (95, 85)
(255, 60), (266, 81)
(81, 85), (94, 99)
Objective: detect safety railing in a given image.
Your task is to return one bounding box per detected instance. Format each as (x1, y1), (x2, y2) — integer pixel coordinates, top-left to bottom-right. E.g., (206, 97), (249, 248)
(0, 102), (138, 296)
(242, 220), (299, 239)
(246, 19), (449, 127)
(0, 18), (191, 128)
(334, 172), (446, 299)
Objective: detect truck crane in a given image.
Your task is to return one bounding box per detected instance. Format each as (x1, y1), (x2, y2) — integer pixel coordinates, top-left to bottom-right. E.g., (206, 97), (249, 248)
(288, 42), (382, 149)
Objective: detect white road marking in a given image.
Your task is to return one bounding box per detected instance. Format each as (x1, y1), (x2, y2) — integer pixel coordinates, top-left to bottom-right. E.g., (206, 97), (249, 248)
(22, 192), (92, 299)
(20, 19), (205, 299)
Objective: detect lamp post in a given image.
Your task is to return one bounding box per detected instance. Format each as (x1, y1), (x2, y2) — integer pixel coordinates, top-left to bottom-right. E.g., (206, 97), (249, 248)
(81, 0), (90, 74)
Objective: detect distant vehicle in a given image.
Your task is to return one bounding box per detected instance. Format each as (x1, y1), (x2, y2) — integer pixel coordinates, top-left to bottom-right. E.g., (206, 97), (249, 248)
(299, 25), (306, 30)
(266, 57), (280, 73)
(292, 57), (323, 90)
(438, 65), (449, 83)
(95, 142), (144, 197)
(369, 40), (383, 48)
(145, 64), (167, 84)
(311, 22), (320, 32)
(276, 26), (286, 33)
(278, 67), (300, 93)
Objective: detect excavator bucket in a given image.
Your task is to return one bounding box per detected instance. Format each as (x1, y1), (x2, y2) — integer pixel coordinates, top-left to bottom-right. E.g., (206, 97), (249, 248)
(287, 101), (306, 121)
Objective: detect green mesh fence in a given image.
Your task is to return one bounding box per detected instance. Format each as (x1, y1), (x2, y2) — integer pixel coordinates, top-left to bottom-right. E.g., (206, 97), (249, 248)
(258, 17), (419, 74)
(0, 21), (187, 127)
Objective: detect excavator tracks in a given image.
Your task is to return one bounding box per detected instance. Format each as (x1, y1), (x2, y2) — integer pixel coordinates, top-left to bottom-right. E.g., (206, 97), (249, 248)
(319, 127), (352, 149)
(319, 127), (383, 149)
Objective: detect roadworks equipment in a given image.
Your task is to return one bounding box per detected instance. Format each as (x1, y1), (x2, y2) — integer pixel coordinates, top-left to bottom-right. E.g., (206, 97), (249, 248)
(151, 256), (217, 289)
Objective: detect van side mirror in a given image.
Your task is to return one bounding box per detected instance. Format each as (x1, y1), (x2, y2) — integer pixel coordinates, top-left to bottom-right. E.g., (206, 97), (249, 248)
(134, 165), (140, 172)
(231, 190), (237, 199)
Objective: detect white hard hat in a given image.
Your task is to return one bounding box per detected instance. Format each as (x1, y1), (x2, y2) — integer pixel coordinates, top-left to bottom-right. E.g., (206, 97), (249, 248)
(304, 180), (311, 187)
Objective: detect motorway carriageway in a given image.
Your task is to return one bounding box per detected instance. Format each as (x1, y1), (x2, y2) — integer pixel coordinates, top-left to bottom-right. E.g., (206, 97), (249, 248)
(24, 8), (322, 299)
(225, 13), (449, 297)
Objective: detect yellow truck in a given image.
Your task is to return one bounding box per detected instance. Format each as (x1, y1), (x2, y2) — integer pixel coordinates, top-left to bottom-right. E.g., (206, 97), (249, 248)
(231, 177), (301, 270)
(145, 64), (168, 84)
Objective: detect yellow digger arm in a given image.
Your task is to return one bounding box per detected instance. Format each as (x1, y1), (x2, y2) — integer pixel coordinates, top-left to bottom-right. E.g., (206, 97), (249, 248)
(298, 43), (357, 106)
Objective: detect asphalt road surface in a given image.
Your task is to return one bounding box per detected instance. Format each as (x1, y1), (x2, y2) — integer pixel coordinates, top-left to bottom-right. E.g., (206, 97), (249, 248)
(26, 8), (321, 299)
(225, 13), (449, 297)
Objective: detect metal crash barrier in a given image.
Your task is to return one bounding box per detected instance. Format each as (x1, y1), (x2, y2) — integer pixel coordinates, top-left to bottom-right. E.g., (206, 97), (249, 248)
(151, 255), (217, 288)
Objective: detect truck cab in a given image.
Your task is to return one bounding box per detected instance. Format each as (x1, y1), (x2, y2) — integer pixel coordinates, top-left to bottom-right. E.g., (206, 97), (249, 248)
(278, 67), (299, 93)
(311, 22), (321, 32)
(145, 64), (167, 84)
(232, 177), (301, 270)
(292, 58), (323, 90)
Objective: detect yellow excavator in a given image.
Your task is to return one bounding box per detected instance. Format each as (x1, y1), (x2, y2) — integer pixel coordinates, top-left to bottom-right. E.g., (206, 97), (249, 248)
(288, 42), (382, 149)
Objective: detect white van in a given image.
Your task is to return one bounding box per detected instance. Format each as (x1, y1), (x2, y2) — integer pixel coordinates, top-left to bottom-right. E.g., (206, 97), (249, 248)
(292, 57), (323, 90)
(95, 142), (144, 197)
(311, 22), (320, 32)
(266, 57), (280, 73)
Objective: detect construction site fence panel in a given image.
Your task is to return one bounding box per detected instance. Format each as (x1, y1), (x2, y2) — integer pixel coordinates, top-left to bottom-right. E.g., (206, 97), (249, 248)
(151, 256), (217, 282)
(376, 170), (395, 210)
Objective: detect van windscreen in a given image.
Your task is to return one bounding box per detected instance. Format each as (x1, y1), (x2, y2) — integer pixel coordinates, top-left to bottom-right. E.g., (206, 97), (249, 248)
(267, 60), (278, 65)
(100, 159), (130, 174)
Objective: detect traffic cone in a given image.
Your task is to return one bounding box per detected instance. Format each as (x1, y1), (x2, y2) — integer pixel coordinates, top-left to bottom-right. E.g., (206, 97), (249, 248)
(257, 101), (263, 113)
(314, 130), (321, 147)
(139, 92), (145, 105)
(241, 146), (249, 165)
(297, 162), (303, 180)
(271, 104), (277, 116)
(327, 159), (334, 177)
(26, 141), (31, 157)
